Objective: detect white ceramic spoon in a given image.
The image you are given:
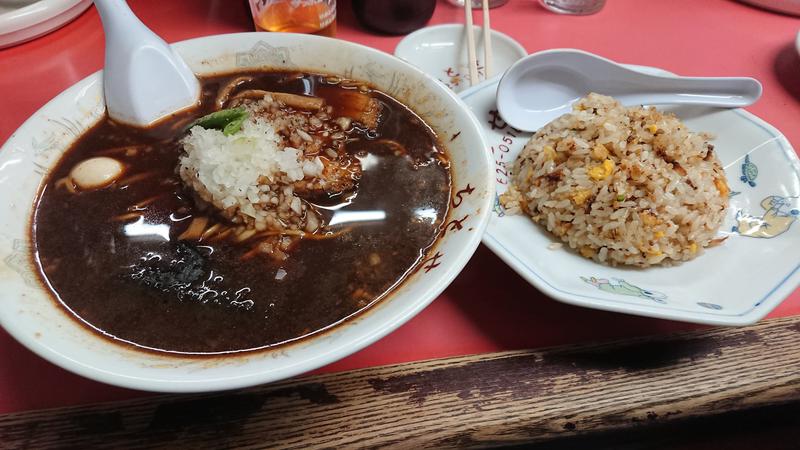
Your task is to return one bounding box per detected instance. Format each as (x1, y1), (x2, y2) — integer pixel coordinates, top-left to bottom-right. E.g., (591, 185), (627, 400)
(94, 0), (200, 126)
(496, 48), (762, 132)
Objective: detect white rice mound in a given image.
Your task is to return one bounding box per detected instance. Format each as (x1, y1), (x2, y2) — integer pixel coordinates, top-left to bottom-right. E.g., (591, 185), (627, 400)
(500, 93), (729, 267)
(179, 117), (324, 233)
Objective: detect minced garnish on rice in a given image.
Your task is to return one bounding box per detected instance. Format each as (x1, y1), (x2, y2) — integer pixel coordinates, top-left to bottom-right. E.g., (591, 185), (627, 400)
(500, 93), (729, 267)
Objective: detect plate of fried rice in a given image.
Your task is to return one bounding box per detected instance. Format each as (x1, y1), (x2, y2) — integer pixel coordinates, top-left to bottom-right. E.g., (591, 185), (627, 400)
(461, 63), (800, 325)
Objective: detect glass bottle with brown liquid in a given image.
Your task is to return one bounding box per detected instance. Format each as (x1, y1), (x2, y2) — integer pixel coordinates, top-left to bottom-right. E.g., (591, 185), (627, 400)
(352, 0), (435, 35)
(249, 0), (336, 37)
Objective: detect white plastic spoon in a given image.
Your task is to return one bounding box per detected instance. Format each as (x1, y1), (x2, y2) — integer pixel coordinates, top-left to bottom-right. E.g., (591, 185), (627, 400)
(496, 48), (762, 132)
(94, 0), (200, 126)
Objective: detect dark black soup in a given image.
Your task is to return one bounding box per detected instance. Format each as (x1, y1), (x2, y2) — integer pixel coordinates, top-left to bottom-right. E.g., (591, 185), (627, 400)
(32, 71), (451, 354)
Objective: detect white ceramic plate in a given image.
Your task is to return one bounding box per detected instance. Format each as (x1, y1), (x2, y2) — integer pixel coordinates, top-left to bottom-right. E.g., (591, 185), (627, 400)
(394, 23), (526, 93)
(0, 33), (493, 392)
(460, 67), (800, 326)
(795, 28), (800, 56)
(737, 0), (800, 16)
(0, 0), (91, 49)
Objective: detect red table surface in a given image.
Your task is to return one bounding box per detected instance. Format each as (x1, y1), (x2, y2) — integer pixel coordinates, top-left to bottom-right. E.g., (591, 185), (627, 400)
(1, 0), (799, 415)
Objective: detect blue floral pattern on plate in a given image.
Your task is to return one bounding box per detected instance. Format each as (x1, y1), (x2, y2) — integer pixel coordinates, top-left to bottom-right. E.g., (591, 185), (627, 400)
(581, 277), (667, 304)
(733, 195), (800, 238)
(740, 154), (758, 187)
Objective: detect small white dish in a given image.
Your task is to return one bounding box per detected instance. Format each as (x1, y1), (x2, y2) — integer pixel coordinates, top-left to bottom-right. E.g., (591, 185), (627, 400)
(0, 32), (493, 392)
(737, 0), (800, 16)
(394, 23), (526, 93)
(460, 66), (800, 326)
(0, 0), (92, 49)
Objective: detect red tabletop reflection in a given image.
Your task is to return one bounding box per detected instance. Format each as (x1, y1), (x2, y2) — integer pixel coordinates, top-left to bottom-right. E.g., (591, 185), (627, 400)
(1, 0), (799, 414)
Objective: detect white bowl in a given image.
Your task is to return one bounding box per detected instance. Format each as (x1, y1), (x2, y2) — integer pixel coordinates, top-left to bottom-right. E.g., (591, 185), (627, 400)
(394, 24), (527, 92)
(0, 0), (92, 49)
(0, 33), (493, 392)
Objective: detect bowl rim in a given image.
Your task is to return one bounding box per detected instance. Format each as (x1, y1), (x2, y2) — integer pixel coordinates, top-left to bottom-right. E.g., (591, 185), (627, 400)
(0, 0), (92, 49)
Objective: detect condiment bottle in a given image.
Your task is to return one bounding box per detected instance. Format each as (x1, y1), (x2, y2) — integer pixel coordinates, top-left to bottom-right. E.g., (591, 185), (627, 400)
(249, 0), (337, 37)
(352, 0), (436, 35)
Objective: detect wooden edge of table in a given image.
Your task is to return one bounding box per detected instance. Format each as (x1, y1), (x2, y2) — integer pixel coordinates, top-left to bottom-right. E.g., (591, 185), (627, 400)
(2, 315), (800, 449)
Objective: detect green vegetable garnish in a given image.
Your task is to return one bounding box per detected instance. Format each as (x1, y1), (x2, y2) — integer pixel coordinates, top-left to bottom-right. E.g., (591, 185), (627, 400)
(222, 113), (248, 136)
(188, 107), (248, 136)
(617, 194), (626, 201)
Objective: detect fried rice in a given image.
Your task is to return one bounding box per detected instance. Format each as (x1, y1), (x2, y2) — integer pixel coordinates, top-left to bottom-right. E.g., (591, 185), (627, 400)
(500, 93), (729, 267)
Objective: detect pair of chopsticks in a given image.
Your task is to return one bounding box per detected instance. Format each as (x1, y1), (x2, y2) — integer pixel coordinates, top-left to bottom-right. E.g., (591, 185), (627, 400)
(464, 0), (493, 86)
